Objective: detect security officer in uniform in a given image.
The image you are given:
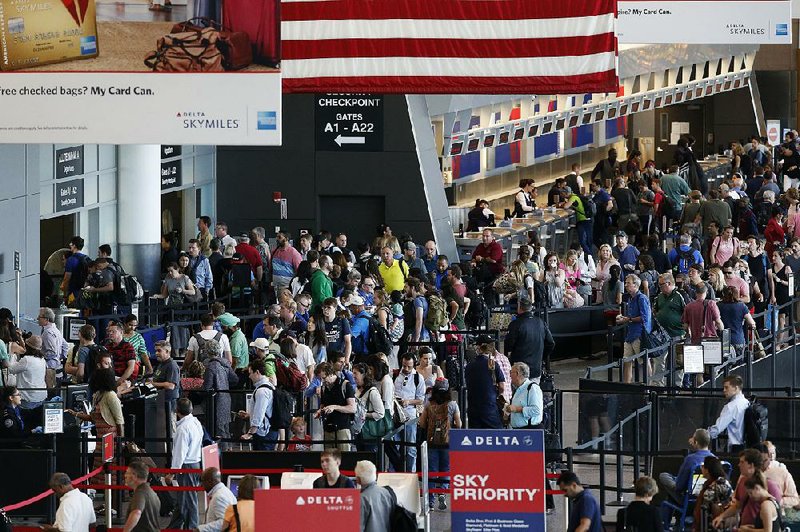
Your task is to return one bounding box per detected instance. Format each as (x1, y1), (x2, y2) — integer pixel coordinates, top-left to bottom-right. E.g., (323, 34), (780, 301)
(0, 385), (25, 447)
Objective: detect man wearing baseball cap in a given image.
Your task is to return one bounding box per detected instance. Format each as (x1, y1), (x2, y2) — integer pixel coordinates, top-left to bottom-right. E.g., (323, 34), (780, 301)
(402, 241), (427, 274)
(344, 294), (371, 364)
(248, 338), (276, 385)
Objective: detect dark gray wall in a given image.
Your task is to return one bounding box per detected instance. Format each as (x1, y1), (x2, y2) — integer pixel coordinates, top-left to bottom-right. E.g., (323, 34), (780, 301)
(217, 94), (434, 247)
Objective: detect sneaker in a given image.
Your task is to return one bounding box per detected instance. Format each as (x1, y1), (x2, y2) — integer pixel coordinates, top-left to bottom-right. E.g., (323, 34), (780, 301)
(438, 494), (447, 510)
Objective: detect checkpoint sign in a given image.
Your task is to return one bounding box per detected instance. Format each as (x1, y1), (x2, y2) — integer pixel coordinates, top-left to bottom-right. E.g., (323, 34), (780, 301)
(315, 94), (384, 152)
(255, 488), (360, 531)
(451, 429), (546, 532)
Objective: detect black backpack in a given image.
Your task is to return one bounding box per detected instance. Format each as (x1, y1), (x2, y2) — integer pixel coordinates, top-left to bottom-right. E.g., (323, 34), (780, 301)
(744, 397), (768, 448)
(444, 353), (463, 389)
(464, 287), (487, 329)
(255, 383), (294, 430)
(366, 316), (393, 355)
(385, 486), (418, 532)
(674, 247), (697, 274)
(579, 194), (597, 219)
(533, 279), (548, 310)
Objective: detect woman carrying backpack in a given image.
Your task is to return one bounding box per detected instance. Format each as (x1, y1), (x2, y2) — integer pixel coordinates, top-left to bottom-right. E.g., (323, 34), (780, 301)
(418, 378), (461, 512)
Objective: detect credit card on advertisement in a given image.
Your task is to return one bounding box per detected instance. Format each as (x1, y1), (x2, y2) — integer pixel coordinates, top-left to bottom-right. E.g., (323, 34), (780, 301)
(0, 0), (98, 71)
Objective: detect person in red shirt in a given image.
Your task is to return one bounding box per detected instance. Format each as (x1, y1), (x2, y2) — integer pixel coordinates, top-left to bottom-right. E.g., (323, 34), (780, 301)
(235, 233), (264, 285)
(103, 322), (137, 383)
(287, 417), (312, 451)
(764, 207), (786, 259)
(471, 228), (505, 305)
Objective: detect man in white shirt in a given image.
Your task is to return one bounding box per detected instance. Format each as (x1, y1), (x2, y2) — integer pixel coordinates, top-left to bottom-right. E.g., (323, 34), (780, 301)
(708, 375), (750, 452)
(185, 314), (232, 366)
(42, 472), (95, 532)
(167, 398), (204, 530)
(196, 467), (236, 532)
(394, 352), (426, 472)
(238, 359), (278, 450)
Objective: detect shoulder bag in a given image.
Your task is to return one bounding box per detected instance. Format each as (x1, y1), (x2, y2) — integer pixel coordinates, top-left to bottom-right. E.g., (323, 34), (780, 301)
(145, 27), (224, 72)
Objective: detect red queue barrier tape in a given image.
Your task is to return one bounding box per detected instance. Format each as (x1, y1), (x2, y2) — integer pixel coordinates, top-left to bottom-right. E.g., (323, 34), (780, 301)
(1, 466), (103, 513)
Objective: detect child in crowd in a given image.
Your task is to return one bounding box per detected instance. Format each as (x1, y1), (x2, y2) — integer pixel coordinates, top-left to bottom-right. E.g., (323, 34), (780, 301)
(287, 417), (313, 451)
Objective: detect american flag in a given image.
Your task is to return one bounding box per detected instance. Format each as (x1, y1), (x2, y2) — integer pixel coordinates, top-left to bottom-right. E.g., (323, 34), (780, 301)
(281, 0), (618, 94)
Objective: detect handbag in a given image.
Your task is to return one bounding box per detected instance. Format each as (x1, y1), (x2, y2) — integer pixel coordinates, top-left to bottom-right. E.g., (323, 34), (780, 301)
(145, 27), (224, 72)
(363, 404), (394, 440)
(170, 18), (253, 70)
(392, 398), (409, 426)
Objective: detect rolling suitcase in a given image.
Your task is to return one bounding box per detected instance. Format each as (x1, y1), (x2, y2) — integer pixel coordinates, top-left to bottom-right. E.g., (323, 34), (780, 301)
(222, 0), (280, 67)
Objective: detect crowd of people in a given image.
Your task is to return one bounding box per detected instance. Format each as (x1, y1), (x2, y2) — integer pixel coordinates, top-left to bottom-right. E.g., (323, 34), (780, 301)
(7, 131), (800, 530)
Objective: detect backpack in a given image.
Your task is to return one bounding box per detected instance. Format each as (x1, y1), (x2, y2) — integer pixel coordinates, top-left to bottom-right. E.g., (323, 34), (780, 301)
(744, 397), (768, 447)
(385, 486), (418, 532)
(366, 316), (394, 355)
(492, 272), (522, 294)
(427, 402), (451, 446)
(274, 353), (308, 393)
(579, 194), (596, 219)
(424, 294), (449, 332)
(256, 382), (293, 430)
(386, 307), (405, 343)
(70, 253), (92, 292)
(193, 331), (222, 363)
(662, 196), (680, 220)
(114, 263), (143, 305)
(533, 279), (548, 310)
(674, 247), (697, 274)
(464, 287), (487, 329)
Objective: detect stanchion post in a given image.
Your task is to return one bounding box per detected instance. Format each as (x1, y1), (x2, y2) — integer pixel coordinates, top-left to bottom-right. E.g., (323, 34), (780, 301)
(105, 462), (112, 529)
(607, 328), (614, 382)
(633, 413), (641, 479)
(614, 429), (624, 504)
(598, 439), (606, 515)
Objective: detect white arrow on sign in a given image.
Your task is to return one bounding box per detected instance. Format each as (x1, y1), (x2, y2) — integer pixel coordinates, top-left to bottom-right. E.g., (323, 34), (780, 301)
(334, 135), (366, 146)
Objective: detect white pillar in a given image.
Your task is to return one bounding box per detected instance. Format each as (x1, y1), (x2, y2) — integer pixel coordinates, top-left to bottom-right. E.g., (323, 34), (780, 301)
(117, 145), (162, 293)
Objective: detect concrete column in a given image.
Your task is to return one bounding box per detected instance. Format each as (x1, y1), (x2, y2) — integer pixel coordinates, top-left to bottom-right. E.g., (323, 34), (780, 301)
(117, 145), (162, 293)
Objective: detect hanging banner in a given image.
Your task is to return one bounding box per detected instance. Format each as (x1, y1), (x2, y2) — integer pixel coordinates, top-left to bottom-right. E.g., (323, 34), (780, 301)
(618, 1), (791, 44)
(0, 72), (281, 144)
(450, 429), (546, 532)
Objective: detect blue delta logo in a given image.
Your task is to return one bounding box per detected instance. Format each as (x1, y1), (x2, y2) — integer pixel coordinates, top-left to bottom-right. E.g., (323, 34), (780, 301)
(80, 36), (97, 55)
(257, 111), (277, 131)
(776, 23), (788, 36)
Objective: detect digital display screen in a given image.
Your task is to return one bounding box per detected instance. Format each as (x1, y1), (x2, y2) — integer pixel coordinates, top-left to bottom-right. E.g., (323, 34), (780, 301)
(608, 107), (617, 119)
(449, 141), (463, 156)
(696, 88), (703, 98)
(582, 113), (592, 125)
(654, 97), (662, 108)
(555, 118), (565, 130)
(619, 104), (628, 115)
(665, 95), (673, 105)
(705, 85), (713, 95)
(594, 110), (605, 121)
(483, 134), (496, 147)
(528, 124), (539, 137)
(724, 81), (732, 91)
(498, 131), (510, 144)
(542, 122), (553, 134)
(642, 99), (651, 110)
(467, 138), (480, 151)
(734, 79), (741, 89)
(675, 92), (683, 102)
(632, 102), (640, 113)
(513, 127), (525, 141)
(569, 115), (579, 128)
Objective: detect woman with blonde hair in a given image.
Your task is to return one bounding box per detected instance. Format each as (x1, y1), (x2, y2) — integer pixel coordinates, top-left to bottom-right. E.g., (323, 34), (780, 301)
(707, 266), (726, 297)
(560, 250), (581, 290)
(592, 244), (619, 304)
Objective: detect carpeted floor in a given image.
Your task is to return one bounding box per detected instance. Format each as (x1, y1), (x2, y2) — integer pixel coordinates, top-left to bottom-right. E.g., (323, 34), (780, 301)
(22, 21), (276, 71)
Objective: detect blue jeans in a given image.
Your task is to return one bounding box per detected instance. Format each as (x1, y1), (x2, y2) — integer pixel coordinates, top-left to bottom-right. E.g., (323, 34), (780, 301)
(253, 430), (280, 450)
(168, 462), (200, 530)
(577, 220), (593, 258)
(428, 448), (450, 504)
(394, 422), (417, 472)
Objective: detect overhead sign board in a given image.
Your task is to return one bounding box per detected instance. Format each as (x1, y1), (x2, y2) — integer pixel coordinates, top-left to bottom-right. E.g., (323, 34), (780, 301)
(315, 94), (384, 152)
(451, 429), (546, 531)
(55, 146), (84, 179)
(618, 1), (791, 44)
(55, 179), (84, 212)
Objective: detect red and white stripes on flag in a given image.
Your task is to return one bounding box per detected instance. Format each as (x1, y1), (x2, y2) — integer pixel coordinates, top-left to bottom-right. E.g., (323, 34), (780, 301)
(281, 0), (619, 94)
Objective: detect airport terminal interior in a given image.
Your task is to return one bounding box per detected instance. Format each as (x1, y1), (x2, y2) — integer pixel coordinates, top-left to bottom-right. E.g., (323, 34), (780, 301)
(2, 2), (800, 532)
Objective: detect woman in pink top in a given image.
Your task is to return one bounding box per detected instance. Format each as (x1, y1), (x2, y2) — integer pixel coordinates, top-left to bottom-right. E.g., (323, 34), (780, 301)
(710, 226), (740, 267)
(560, 250), (582, 290)
(592, 244), (619, 304)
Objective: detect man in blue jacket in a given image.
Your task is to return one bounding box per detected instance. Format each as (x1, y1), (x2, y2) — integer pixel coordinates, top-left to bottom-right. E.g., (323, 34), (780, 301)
(504, 297), (555, 381)
(659, 428), (714, 503)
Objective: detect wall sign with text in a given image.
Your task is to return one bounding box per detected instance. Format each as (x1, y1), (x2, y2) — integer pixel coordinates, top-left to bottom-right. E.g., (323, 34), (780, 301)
(161, 160), (182, 190)
(55, 146), (84, 179)
(55, 179), (84, 213)
(315, 94), (384, 152)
